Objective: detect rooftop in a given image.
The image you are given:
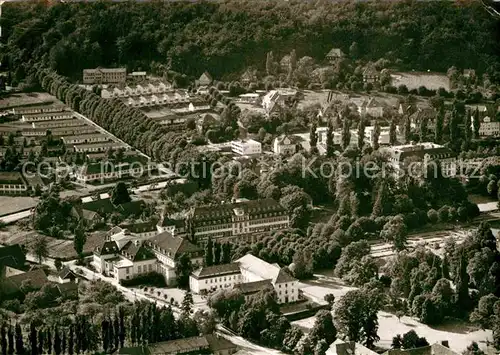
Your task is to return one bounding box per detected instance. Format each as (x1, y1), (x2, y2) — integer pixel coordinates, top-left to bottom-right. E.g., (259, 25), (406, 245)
(191, 262), (241, 279)
(236, 254), (296, 284)
(147, 232), (202, 258)
(234, 279), (274, 295)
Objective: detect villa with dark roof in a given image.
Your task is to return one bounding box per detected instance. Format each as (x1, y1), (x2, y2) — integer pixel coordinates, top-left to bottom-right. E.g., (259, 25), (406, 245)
(92, 238), (158, 283)
(326, 47), (345, 63)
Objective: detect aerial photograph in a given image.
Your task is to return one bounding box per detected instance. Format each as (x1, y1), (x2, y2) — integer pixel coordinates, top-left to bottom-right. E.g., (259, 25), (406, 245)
(0, 0), (499, 354)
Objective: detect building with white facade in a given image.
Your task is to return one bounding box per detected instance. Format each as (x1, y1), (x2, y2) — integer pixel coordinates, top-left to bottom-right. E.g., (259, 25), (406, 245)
(93, 239), (157, 283)
(472, 116), (500, 137)
(382, 142), (457, 177)
(273, 134), (298, 155)
(230, 139), (261, 156)
(189, 263), (242, 294)
(92, 228), (203, 285)
(236, 254), (299, 304)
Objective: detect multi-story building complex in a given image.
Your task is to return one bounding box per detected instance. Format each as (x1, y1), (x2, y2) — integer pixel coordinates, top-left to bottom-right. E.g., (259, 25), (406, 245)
(83, 68), (127, 85)
(189, 254), (299, 304)
(230, 139), (262, 156)
(93, 227), (203, 285)
(187, 198), (289, 245)
(382, 142), (457, 177)
(93, 239), (157, 283)
(21, 111), (74, 123)
(189, 263), (242, 294)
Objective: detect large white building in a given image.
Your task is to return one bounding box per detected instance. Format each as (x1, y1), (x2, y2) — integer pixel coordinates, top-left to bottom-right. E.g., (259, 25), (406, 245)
(189, 263), (242, 294)
(230, 139), (262, 156)
(92, 228), (203, 285)
(273, 134), (298, 155)
(236, 254), (299, 304)
(472, 116), (500, 137)
(189, 254), (299, 304)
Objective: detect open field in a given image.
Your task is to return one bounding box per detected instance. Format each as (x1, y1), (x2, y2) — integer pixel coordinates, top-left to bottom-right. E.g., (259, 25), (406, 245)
(390, 72), (450, 91)
(293, 272), (492, 354)
(0, 92), (61, 110)
(0, 195), (38, 216)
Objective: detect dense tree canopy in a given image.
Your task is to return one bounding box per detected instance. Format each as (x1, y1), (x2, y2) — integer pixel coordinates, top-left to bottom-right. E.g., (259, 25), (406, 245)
(2, 0), (500, 82)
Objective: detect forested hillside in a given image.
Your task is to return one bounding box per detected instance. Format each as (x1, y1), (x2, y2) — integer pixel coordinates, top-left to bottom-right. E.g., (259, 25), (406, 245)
(1, 0), (499, 82)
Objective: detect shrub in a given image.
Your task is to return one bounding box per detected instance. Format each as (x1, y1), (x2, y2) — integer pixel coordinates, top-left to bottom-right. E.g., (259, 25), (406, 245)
(121, 272), (166, 287)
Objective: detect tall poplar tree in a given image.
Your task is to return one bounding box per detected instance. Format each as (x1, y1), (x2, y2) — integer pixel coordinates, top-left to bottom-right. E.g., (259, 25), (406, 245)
(204, 238), (214, 266)
(7, 325), (14, 355)
(326, 119), (335, 157)
(341, 118), (351, 151)
(389, 118), (397, 145)
(435, 105), (444, 143)
(14, 324), (23, 355)
(357, 119), (365, 150)
(372, 121), (380, 150)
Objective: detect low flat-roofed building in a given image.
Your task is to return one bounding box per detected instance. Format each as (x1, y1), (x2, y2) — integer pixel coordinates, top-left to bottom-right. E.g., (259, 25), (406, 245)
(73, 141), (125, 153)
(189, 263), (242, 294)
(62, 133), (109, 145)
(22, 111), (74, 122)
(12, 105), (66, 116)
(0, 172), (29, 195)
(75, 158), (151, 183)
(32, 119), (85, 129)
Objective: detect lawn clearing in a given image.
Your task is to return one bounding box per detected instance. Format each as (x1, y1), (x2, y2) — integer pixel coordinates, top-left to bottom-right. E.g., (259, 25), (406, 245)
(390, 72), (450, 91)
